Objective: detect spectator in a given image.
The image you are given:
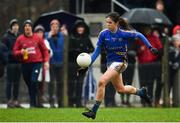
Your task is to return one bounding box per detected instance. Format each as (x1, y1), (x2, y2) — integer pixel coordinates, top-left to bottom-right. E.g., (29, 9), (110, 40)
(13, 20), (49, 108)
(152, 27), (161, 39)
(45, 19), (64, 108)
(2, 19), (22, 108)
(168, 34), (180, 106)
(136, 26), (163, 107)
(68, 20), (94, 107)
(34, 25), (52, 108)
(0, 42), (8, 78)
(155, 0), (170, 36)
(155, 0), (165, 13)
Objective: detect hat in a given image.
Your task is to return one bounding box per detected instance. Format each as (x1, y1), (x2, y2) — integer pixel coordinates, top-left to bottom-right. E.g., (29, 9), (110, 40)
(23, 19), (33, 28)
(34, 25), (45, 32)
(9, 19), (18, 29)
(173, 25), (180, 35)
(50, 19), (60, 26)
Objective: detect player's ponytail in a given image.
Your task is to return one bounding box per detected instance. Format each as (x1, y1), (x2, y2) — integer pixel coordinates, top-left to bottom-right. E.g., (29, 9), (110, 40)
(119, 17), (131, 31)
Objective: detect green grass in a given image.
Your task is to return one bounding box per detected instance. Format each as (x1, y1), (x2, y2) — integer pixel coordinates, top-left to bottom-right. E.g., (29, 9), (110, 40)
(0, 108), (180, 122)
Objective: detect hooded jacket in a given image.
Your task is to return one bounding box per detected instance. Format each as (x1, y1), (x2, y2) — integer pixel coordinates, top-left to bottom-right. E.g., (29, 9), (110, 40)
(68, 20), (94, 63)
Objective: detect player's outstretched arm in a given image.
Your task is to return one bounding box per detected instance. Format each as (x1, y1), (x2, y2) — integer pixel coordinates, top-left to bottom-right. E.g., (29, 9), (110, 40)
(136, 32), (158, 55)
(90, 45), (101, 65)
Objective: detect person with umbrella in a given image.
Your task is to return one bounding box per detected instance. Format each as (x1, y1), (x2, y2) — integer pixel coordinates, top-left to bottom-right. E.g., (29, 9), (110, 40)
(79, 12), (158, 119)
(45, 19), (64, 108)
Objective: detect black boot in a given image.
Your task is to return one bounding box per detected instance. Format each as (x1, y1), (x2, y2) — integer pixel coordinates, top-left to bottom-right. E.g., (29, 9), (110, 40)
(82, 109), (96, 119)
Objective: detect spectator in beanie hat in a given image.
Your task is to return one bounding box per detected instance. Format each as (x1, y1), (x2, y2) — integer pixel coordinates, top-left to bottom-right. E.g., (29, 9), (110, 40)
(2, 18), (22, 108)
(13, 19), (49, 107)
(34, 25), (45, 33)
(10, 19), (18, 29)
(34, 25), (53, 57)
(34, 24), (52, 108)
(22, 19), (33, 35)
(23, 19), (33, 26)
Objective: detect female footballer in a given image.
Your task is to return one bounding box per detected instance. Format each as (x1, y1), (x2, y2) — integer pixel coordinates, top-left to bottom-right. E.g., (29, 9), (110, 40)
(81, 12), (158, 119)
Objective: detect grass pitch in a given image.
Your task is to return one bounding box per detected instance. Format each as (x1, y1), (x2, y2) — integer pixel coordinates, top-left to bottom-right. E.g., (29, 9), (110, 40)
(0, 107), (180, 122)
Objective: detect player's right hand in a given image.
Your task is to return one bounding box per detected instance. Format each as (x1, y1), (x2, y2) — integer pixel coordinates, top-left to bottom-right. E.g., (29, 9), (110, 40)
(77, 67), (88, 77)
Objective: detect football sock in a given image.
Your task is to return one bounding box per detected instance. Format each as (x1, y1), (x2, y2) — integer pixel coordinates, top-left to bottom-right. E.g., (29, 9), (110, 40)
(136, 88), (144, 97)
(91, 101), (101, 113)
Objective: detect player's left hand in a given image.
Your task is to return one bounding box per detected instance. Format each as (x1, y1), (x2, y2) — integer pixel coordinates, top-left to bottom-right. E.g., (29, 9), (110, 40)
(77, 67), (88, 77)
(150, 47), (158, 55)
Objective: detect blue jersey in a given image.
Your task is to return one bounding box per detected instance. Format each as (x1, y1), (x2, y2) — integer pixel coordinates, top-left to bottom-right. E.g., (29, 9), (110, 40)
(91, 28), (152, 64)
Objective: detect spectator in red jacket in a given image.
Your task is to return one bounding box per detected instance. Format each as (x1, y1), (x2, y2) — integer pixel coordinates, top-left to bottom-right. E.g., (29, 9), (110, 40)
(13, 20), (49, 107)
(136, 26), (163, 107)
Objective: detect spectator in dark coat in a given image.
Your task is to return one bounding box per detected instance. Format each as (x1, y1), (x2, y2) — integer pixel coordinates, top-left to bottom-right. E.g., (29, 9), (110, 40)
(0, 42), (8, 77)
(68, 20), (94, 107)
(2, 19), (22, 108)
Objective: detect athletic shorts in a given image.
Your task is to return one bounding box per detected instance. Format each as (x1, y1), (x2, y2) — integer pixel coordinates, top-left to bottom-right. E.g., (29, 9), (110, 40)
(107, 61), (128, 73)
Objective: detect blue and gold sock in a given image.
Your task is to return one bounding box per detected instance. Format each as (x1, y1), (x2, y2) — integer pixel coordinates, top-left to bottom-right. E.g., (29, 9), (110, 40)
(91, 101), (101, 113)
(136, 88), (144, 97)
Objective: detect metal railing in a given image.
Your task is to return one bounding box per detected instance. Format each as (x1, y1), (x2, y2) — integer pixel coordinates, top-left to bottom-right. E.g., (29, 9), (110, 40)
(111, 0), (130, 12)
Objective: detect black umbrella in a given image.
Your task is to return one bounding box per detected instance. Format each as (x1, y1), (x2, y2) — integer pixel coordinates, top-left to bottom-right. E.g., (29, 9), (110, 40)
(121, 8), (172, 26)
(34, 10), (84, 32)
